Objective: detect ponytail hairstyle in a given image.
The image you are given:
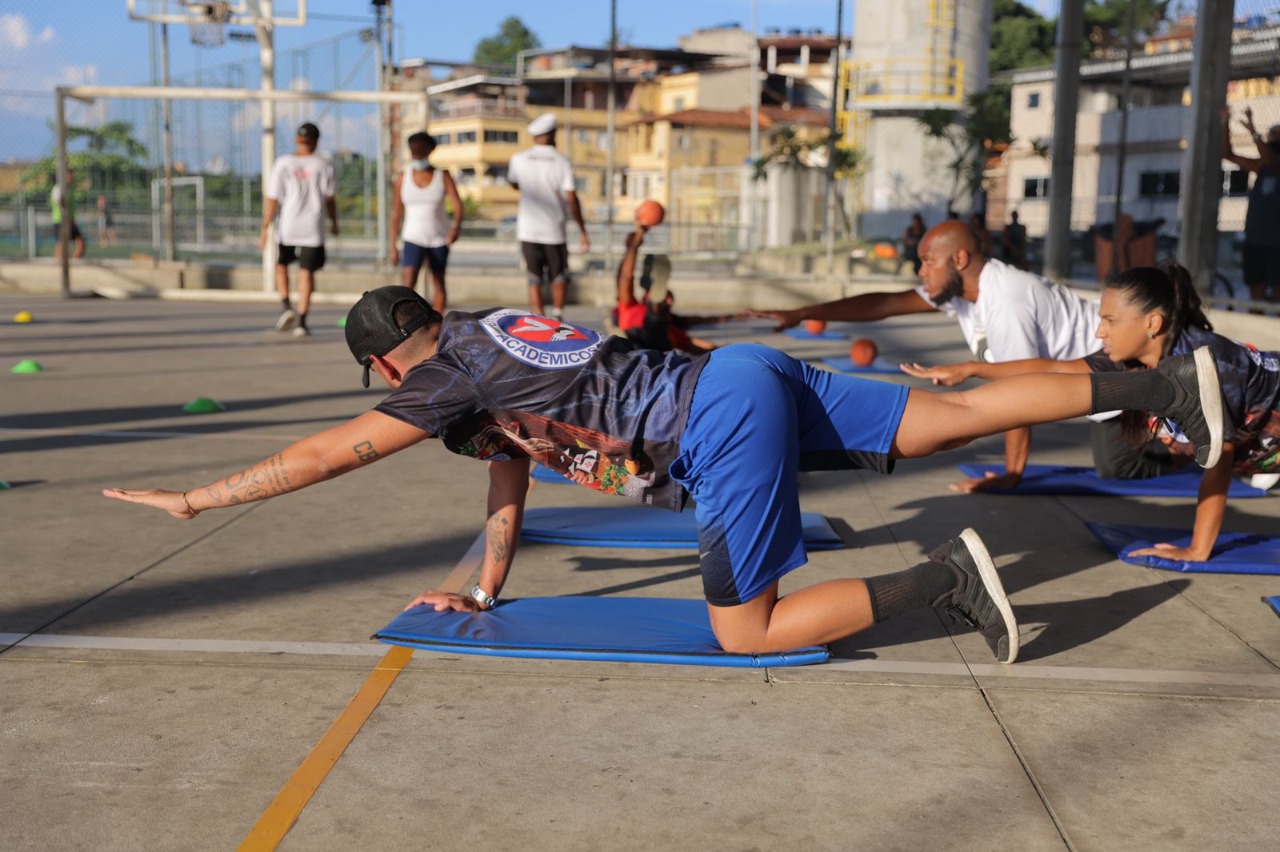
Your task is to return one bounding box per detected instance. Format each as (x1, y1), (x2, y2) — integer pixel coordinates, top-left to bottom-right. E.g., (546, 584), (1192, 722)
(1103, 262), (1212, 358)
(1103, 263), (1213, 443)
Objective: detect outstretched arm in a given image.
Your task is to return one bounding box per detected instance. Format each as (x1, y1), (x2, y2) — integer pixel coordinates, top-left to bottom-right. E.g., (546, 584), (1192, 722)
(403, 457), (531, 612)
(1131, 446), (1233, 561)
(103, 411), (430, 517)
(616, 225), (647, 310)
(743, 288), (937, 332)
(901, 356), (1089, 386)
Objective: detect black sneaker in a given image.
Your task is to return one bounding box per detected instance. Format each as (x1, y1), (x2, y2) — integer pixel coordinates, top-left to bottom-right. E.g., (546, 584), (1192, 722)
(930, 528), (1019, 664)
(1155, 346), (1223, 469)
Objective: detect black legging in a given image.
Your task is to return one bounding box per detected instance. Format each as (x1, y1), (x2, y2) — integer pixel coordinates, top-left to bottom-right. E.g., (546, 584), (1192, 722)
(1090, 417), (1177, 480)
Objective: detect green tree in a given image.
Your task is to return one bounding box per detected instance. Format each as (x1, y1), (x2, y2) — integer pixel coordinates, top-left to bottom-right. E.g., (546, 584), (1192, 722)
(989, 0), (1056, 73)
(752, 127), (866, 238)
(22, 120), (153, 207)
(1084, 0), (1171, 53)
(473, 17), (541, 69)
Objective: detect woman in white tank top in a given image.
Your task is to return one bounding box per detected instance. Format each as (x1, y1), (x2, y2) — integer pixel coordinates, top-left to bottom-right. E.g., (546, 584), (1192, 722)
(389, 132), (464, 312)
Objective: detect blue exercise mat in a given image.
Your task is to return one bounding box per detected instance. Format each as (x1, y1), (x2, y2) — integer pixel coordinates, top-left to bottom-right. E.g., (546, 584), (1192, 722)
(1265, 596), (1280, 619)
(958, 463), (1269, 498)
(374, 596), (829, 668)
(784, 327), (847, 341)
(531, 465), (572, 484)
(521, 506), (845, 550)
(1088, 521), (1280, 574)
(820, 356), (903, 375)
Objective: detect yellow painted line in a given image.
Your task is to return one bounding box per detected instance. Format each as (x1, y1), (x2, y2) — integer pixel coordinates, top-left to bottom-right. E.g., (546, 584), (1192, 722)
(238, 533), (487, 851)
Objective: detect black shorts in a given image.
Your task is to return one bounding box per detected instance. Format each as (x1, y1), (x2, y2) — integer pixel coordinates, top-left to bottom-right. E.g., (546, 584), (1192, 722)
(51, 223), (83, 242)
(1242, 243), (1280, 287)
(277, 244), (326, 272)
(521, 241), (569, 287)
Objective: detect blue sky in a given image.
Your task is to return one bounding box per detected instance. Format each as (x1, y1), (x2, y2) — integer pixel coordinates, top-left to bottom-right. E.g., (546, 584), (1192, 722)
(0, 0), (1061, 165)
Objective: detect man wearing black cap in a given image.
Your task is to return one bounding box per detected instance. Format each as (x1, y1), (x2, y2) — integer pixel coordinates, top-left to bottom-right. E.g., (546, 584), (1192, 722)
(259, 122), (338, 337)
(105, 287), (1225, 663)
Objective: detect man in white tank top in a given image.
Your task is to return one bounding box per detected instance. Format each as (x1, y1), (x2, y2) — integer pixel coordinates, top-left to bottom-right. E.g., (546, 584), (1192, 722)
(259, 122), (337, 337)
(389, 132), (463, 313)
(507, 113), (590, 319)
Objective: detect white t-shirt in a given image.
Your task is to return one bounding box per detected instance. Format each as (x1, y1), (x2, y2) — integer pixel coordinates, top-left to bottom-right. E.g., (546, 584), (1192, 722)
(266, 153), (335, 248)
(507, 144), (576, 245)
(917, 258), (1101, 363)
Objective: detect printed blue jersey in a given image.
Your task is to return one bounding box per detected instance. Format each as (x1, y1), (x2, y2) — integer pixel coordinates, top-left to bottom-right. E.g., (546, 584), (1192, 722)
(374, 308), (707, 509)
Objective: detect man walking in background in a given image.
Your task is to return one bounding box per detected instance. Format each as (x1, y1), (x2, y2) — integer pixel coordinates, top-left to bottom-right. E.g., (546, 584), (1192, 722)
(260, 122), (338, 337)
(507, 113), (590, 319)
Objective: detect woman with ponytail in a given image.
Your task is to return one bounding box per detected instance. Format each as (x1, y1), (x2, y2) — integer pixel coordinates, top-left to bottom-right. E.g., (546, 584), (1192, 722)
(903, 262), (1280, 562)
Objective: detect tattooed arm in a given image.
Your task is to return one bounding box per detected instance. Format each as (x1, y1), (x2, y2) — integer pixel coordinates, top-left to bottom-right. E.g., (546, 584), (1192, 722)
(403, 456), (530, 613)
(103, 411), (429, 518)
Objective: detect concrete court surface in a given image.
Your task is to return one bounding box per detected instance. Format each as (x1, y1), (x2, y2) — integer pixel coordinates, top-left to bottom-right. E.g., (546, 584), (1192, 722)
(2, 292), (1280, 852)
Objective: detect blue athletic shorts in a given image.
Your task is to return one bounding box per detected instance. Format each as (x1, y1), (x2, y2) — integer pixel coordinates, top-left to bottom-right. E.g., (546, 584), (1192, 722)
(402, 241), (449, 276)
(670, 344), (909, 606)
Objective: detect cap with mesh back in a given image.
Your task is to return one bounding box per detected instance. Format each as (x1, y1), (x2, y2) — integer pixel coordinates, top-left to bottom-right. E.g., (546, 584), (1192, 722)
(297, 122), (320, 141)
(345, 286), (437, 387)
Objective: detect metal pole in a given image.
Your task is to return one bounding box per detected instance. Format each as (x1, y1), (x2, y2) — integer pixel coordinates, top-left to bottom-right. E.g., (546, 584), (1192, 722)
(258, 0), (276, 292)
(56, 89), (70, 298)
(605, 1), (617, 276)
(748, 0), (760, 253)
(1177, 0), (1235, 292)
(1111, 0), (1137, 273)
(1044, 0), (1085, 280)
(824, 0), (843, 277)
(161, 23), (176, 263)
(375, 1), (389, 265)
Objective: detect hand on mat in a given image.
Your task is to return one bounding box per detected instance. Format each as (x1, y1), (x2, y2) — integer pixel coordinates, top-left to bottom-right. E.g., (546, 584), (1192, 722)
(1129, 542), (1210, 562)
(950, 471), (1022, 493)
(404, 591), (480, 613)
(900, 362), (973, 386)
(740, 308), (800, 332)
(102, 488), (198, 519)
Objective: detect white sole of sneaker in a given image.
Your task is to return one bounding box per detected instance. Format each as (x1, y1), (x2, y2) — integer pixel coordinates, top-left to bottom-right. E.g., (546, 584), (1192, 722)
(1193, 346), (1224, 470)
(959, 528), (1019, 664)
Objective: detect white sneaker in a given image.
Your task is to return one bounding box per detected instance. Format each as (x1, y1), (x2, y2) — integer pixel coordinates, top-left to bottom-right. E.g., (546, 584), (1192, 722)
(275, 309), (298, 331)
(1250, 473), (1280, 491)
(291, 325), (311, 338)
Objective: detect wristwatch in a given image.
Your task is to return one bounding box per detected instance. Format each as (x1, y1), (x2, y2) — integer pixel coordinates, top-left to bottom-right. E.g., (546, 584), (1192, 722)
(470, 584), (498, 610)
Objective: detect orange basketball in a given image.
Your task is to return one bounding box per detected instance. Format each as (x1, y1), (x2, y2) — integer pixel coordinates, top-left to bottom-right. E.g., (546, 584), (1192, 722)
(636, 199), (665, 228)
(873, 242), (898, 260)
(851, 338), (878, 367)
(803, 319), (827, 335)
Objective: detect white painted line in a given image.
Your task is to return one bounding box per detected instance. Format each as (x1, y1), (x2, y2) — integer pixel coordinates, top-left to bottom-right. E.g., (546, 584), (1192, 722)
(0, 633), (387, 657)
(821, 657), (1280, 689)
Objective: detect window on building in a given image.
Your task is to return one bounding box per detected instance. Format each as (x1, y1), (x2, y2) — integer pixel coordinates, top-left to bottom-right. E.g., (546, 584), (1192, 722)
(457, 168), (477, 186)
(678, 132), (692, 151)
(1023, 177), (1050, 199)
(673, 97), (686, 112)
(1027, 92), (1041, 109)
(1138, 171), (1180, 197)
(456, 130), (477, 144)
(1222, 168), (1250, 196)
(574, 177), (589, 194)
(577, 129), (591, 143)
(483, 130), (518, 144)
(435, 133), (451, 145)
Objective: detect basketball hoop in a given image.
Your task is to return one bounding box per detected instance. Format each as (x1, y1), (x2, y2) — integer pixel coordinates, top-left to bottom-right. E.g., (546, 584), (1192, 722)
(186, 1), (232, 48)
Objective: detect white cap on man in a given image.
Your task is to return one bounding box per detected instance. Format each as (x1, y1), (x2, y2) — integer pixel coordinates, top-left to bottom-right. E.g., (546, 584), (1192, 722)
(528, 113), (557, 137)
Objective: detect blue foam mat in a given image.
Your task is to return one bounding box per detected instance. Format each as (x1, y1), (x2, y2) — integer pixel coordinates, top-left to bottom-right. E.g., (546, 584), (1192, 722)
(375, 596), (829, 668)
(784, 327), (847, 340)
(521, 506), (845, 549)
(1265, 595), (1280, 619)
(1088, 521), (1280, 574)
(958, 463), (1269, 498)
(820, 355), (903, 375)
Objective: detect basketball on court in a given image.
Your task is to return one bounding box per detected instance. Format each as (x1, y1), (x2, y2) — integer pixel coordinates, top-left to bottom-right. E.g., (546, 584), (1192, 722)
(851, 338), (878, 366)
(803, 319), (826, 335)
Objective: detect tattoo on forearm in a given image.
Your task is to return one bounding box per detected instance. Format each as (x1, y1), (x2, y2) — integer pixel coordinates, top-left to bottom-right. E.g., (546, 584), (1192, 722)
(353, 440), (380, 462)
(488, 515), (511, 564)
(220, 452), (294, 505)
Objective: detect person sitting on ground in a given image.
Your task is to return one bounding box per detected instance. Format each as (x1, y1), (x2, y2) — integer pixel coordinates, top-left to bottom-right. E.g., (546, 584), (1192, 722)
(105, 286), (1224, 663)
(904, 262), (1266, 563)
(745, 220), (1101, 494)
(611, 224), (730, 354)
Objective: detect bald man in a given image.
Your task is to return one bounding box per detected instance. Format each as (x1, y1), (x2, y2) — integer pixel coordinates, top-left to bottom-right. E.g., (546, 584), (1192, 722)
(747, 221), (1101, 492)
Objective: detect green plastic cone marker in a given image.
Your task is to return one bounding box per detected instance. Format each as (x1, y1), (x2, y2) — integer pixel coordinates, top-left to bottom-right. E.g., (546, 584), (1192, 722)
(11, 359), (43, 374)
(338, 315), (347, 328)
(0, 481), (10, 490)
(182, 397), (226, 414)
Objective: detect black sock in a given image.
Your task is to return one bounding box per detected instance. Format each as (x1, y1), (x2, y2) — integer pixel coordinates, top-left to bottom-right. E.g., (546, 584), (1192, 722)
(1090, 370), (1173, 415)
(281, 298), (292, 312)
(298, 313), (308, 329)
(864, 560), (958, 623)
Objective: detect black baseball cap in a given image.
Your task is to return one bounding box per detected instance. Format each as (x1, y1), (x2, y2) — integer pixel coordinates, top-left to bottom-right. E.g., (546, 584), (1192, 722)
(345, 286), (438, 387)
(296, 122), (320, 141)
